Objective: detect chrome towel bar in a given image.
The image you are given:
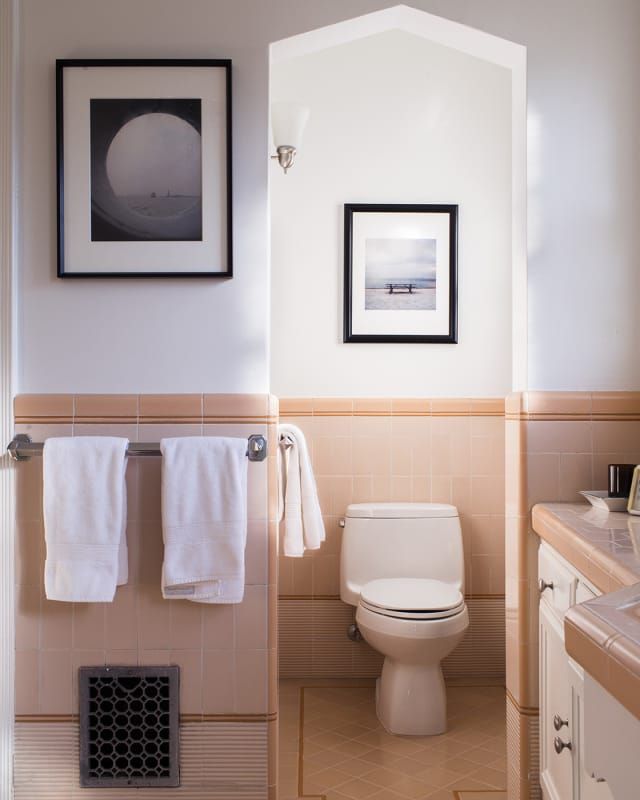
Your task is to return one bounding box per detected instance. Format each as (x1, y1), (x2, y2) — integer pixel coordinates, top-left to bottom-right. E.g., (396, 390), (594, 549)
(6, 433), (268, 462)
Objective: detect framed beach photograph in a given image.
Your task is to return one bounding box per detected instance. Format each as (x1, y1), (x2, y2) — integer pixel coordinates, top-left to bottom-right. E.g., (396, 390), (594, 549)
(343, 204), (458, 343)
(56, 59), (232, 277)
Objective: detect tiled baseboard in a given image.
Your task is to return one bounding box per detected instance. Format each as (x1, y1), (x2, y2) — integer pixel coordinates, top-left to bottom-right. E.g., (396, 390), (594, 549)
(506, 694), (541, 800)
(14, 720), (268, 799)
(279, 596), (505, 680)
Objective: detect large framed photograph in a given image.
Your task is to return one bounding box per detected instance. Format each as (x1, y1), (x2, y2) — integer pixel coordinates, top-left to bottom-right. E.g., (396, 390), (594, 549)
(343, 204), (458, 343)
(56, 59), (232, 277)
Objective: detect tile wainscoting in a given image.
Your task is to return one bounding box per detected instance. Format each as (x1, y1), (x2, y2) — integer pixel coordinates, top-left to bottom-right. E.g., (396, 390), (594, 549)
(12, 394), (279, 800)
(279, 596), (505, 681)
(505, 391), (640, 800)
(279, 392), (640, 800)
(278, 397), (506, 686)
(13, 391), (640, 800)
(14, 720), (269, 800)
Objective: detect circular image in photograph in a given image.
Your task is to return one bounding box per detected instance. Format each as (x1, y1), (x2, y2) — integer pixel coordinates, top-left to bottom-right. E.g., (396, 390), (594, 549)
(90, 98), (202, 242)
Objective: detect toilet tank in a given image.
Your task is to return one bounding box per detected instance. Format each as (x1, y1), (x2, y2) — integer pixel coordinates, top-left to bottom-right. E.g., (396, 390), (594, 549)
(340, 502), (464, 606)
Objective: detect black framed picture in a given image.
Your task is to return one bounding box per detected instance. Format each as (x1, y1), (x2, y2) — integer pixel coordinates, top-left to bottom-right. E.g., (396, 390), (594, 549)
(56, 59), (232, 278)
(343, 204), (458, 343)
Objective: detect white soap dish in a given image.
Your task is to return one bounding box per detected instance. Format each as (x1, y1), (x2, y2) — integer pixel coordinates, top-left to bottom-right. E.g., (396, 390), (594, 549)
(579, 490), (628, 512)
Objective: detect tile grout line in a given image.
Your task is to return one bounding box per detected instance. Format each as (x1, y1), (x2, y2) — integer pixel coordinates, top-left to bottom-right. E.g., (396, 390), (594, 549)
(287, 683), (507, 800)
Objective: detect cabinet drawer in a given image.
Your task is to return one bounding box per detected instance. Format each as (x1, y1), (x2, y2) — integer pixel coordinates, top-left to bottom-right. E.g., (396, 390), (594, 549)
(539, 542), (576, 615)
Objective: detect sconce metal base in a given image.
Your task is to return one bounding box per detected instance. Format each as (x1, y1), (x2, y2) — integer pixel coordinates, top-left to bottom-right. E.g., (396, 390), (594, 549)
(271, 145), (297, 174)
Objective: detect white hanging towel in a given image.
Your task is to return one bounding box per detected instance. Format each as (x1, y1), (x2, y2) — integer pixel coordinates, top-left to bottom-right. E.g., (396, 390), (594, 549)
(279, 423), (325, 557)
(43, 436), (129, 602)
(160, 437), (248, 604)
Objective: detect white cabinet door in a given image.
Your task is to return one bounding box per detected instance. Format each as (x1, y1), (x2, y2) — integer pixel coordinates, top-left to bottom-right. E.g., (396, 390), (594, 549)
(580, 761), (614, 800)
(569, 659), (614, 800)
(540, 599), (574, 800)
(538, 543), (617, 800)
(585, 674), (640, 800)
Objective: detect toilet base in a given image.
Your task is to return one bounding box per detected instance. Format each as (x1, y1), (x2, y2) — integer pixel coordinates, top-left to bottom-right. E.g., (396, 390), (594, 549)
(375, 659), (447, 736)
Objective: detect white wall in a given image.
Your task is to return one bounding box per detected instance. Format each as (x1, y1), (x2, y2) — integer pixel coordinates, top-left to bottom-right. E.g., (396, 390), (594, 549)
(270, 30), (512, 397)
(19, 0), (272, 393)
(17, 0), (640, 393)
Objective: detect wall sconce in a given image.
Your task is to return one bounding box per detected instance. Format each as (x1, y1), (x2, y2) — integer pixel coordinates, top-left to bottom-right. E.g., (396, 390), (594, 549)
(271, 102), (310, 174)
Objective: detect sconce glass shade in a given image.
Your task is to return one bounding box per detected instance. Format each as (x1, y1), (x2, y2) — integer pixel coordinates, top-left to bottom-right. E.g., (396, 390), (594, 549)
(271, 102), (310, 149)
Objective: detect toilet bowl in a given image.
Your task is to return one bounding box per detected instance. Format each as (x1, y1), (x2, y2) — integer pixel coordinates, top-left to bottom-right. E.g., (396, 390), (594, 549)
(340, 503), (469, 736)
(356, 578), (468, 735)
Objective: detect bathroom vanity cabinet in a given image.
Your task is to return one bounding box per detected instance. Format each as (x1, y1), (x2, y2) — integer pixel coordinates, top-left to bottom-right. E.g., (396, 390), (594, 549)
(538, 542), (613, 800)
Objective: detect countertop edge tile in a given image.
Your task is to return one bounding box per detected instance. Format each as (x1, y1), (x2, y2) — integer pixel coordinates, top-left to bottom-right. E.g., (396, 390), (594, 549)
(533, 502), (640, 721)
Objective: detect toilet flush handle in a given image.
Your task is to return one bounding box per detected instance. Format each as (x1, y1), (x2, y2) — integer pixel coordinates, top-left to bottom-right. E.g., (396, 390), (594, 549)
(339, 519), (345, 527)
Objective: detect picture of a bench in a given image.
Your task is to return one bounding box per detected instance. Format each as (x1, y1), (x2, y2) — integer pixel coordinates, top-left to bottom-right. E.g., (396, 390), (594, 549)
(385, 283), (416, 294)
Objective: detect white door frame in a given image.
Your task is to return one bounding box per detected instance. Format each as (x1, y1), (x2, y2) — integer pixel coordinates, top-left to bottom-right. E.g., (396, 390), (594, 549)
(0, 0), (18, 795)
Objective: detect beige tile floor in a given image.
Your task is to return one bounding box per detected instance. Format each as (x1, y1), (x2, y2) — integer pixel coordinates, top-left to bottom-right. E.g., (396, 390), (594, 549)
(279, 679), (507, 800)
(455, 794), (507, 800)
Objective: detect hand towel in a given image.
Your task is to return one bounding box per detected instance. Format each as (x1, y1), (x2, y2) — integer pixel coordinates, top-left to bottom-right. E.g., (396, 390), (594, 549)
(279, 423), (325, 557)
(160, 436), (248, 604)
(279, 432), (304, 557)
(43, 436), (129, 602)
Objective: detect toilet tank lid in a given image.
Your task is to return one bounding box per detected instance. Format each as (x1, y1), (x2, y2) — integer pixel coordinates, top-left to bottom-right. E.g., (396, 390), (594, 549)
(345, 502), (458, 519)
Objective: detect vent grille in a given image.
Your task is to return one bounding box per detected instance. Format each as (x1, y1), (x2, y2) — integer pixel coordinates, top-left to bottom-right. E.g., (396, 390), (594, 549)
(79, 665), (179, 788)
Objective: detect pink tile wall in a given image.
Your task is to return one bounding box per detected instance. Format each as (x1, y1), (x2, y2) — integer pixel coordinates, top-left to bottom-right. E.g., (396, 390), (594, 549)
(278, 412), (506, 598)
(504, 401), (640, 800)
(506, 416), (640, 710)
(13, 415), (275, 718)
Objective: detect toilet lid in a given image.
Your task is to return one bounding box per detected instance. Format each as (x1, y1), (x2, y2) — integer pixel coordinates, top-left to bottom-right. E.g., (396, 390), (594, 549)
(361, 578), (463, 613)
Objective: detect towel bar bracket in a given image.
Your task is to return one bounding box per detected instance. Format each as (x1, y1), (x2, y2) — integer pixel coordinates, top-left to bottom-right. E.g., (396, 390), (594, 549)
(6, 433), (268, 462)
(7, 433), (31, 461)
(246, 434), (268, 462)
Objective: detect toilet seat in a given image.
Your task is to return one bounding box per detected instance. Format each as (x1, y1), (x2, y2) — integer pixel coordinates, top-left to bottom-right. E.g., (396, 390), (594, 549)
(356, 601), (469, 639)
(360, 578), (465, 620)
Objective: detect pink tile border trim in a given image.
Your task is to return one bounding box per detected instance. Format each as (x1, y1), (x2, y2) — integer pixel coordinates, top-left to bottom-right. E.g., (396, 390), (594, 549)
(21, 392), (640, 422)
(280, 391), (639, 418)
(279, 397), (505, 417)
(506, 391), (640, 421)
(14, 394), (279, 423)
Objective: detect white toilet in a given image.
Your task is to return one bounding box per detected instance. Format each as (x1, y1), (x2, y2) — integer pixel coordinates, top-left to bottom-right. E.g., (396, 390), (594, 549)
(340, 502), (469, 736)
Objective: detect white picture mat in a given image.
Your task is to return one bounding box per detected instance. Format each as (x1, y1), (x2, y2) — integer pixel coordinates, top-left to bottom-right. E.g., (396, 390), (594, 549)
(351, 211), (451, 336)
(63, 66), (228, 274)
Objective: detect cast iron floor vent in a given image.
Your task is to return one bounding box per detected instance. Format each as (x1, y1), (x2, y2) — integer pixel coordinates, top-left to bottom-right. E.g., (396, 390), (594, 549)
(79, 665), (179, 787)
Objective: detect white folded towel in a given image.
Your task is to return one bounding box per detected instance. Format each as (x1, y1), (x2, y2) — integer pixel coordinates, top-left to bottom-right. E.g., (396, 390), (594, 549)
(160, 437), (248, 604)
(43, 436), (129, 602)
(279, 423), (325, 557)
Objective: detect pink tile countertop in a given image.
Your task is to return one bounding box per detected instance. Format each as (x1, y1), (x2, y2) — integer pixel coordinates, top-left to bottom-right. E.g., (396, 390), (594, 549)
(532, 502), (640, 720)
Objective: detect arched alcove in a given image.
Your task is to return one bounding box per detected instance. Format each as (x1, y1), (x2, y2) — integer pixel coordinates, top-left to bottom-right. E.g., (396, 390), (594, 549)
(270, 4), (527, 396)
(270, 7), (527, 799)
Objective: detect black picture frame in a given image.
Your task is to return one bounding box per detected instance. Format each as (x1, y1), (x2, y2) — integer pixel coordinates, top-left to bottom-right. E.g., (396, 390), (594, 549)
(343, 204), (458, 343)
(56, 59), (232, 278)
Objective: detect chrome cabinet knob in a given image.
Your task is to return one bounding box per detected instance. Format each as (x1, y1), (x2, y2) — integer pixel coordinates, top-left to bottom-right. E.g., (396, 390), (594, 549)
(554, 737), (572, 754)
(539, 578), (554, 594)
(553, 714), (568, 731)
